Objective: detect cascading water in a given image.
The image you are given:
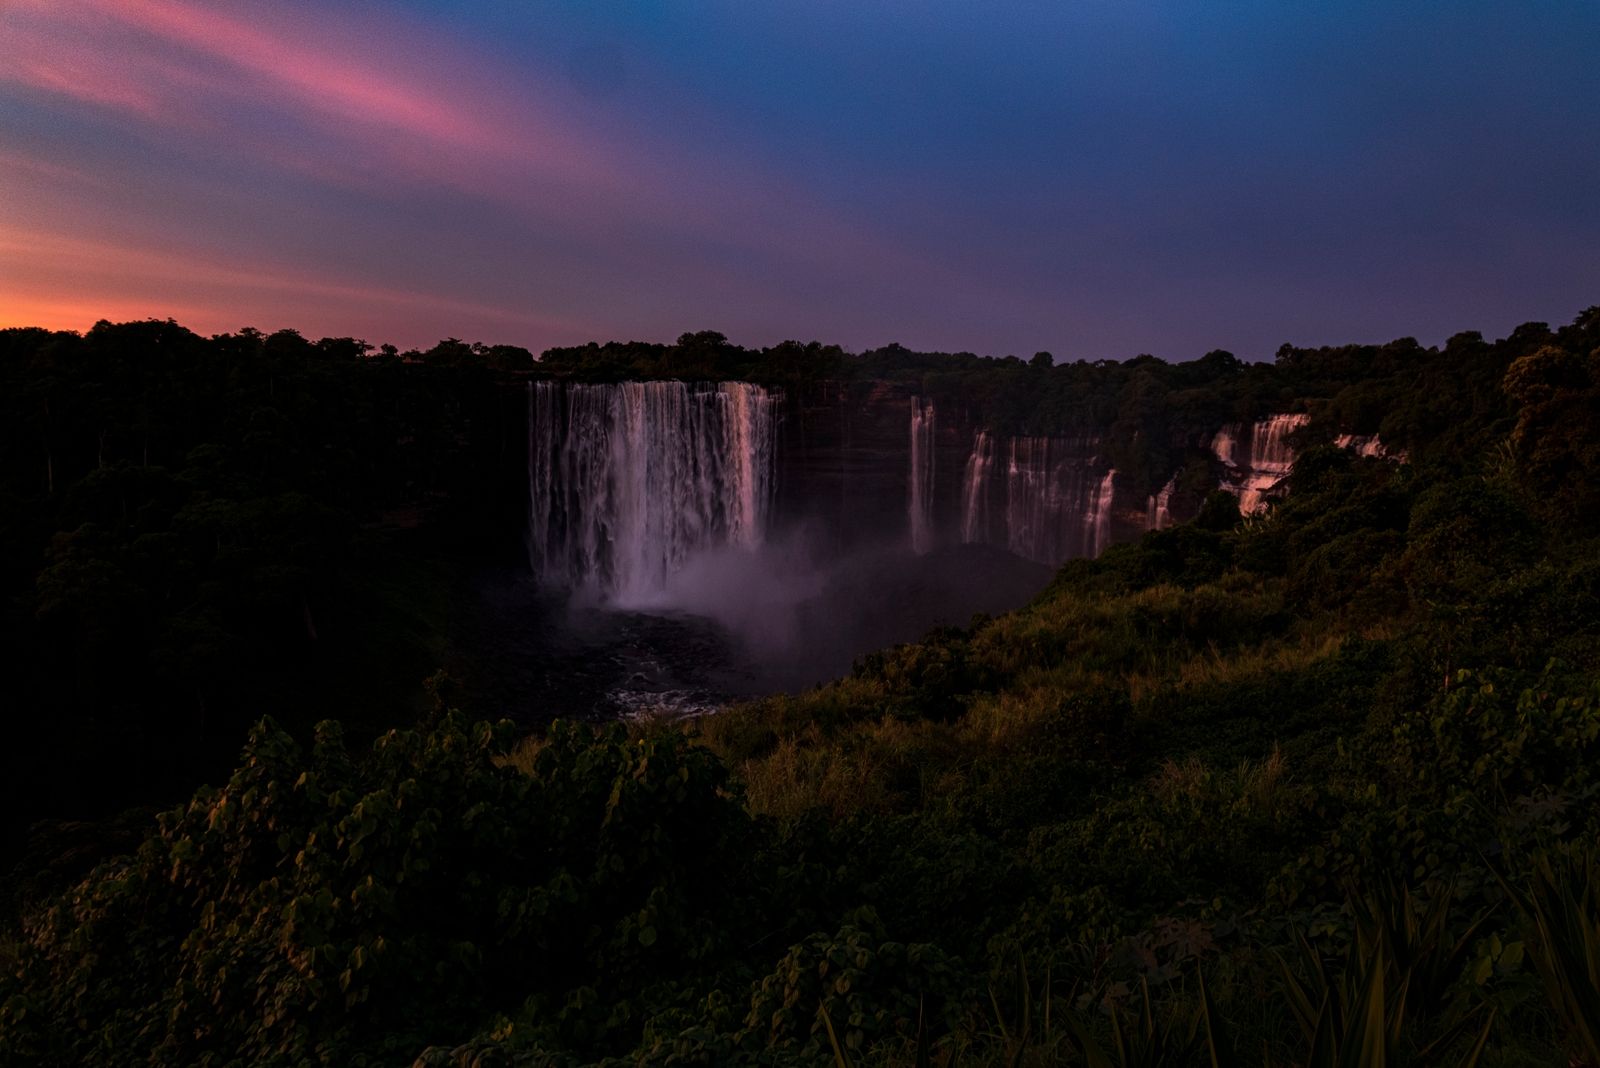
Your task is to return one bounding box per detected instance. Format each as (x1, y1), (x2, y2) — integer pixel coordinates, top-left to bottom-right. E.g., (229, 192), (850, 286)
(1087, 466), (1117, 557)
(1334, 433), (1405, 461)
(907, 397), (936, 553)
(526, 380), (779, 603)
(1211, 425), (1240, 467)
(527, 380), (561, 580)
(1146, 474), (1178, 531)
(959, 432), (1114, 565)
(1212, 413), (1307, 513)
(960, 430), (995, 545)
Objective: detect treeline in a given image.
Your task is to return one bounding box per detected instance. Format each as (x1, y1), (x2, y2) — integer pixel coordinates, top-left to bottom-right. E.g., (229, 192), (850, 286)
(0, 321), (528, 856)
(542, 313), (1600, 504)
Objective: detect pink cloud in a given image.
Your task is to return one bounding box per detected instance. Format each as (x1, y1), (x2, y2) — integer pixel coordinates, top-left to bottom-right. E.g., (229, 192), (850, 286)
(0, 148), (106, 187)
(102, 0), (505, 148)
(0, 226), (600, 341)
(2, 0), (865, 246)
(7, 55), (167, 121)
(24, 0), (624, 190)
(0, 3), (237, 133)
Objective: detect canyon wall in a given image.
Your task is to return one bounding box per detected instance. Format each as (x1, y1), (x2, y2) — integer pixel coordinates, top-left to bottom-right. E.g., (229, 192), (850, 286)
(525, 380), (1398, 597)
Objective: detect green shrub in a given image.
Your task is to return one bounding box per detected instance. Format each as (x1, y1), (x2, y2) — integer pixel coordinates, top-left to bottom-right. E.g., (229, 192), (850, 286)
(0, 716), (759, 1065)
(742, 912), (967, 1058)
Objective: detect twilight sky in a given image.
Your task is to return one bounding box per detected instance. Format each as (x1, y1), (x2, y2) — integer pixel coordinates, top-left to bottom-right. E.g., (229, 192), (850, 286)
(2, 0), (1597, 360)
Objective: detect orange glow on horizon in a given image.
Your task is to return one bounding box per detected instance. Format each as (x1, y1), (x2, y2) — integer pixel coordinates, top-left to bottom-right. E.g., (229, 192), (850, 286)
(0, 227), (600, 345)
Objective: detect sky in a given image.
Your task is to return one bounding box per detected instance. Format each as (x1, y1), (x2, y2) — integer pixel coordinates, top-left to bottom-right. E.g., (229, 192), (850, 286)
(2, 0), (1597, 361)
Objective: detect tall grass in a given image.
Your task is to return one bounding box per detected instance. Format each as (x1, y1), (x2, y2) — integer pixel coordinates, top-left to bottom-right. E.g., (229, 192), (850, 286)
(1497, 849), (1600, 1067)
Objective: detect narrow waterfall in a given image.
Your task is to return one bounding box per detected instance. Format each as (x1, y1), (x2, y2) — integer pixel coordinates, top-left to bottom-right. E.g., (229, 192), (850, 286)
(526, 380), (779, 602)
(960, 430), (995, 544)
(959, 432), (1112, 565)
(1211, 413), (1308, 514)
(527, 380), (561, 580)
(1210, 424), (1241, 467)
(1086, 467), (1117, 557)
(907, 397), (936, 553)
(1146, 474), (1177, 531)
(1004, 436), (1109, 564)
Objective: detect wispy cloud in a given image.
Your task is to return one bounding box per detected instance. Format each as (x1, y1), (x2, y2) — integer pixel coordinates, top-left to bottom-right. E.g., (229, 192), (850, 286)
(2, 0), (619, 186)
(0, 226), (601, 340)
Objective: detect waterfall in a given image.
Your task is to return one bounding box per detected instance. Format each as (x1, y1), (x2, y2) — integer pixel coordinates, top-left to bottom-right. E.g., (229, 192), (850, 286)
(1087, 467), (1117, 557)
(720, 382), (775, 546)
(527, 380), (561, 579)
(1212, 413), (1307, 514)
(1146, 474), (1177, 531)
(1211, 425), (1240, 467)
(958, 432), (1113, 565)
(907, 397), (936, 553)
(1002, 436), (1108, 564)
(1334, 433), (1379, 457)
(1334, 433), (1405, 461)
(526, 380), (779, 602)
(960, 430), (995, 544)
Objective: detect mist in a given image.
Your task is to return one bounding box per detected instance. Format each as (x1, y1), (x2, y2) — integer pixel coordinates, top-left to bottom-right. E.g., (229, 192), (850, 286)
(467, 529), (1051, 721)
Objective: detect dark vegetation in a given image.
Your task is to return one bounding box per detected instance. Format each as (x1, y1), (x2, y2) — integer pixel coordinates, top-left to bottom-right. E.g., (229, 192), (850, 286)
(0, 321), (530, 862)
(2, 310), (1599, 1064)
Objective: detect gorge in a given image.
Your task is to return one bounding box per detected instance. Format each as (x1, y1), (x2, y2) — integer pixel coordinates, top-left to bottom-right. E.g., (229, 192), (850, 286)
(525, 381), (1390, 592)
(517, 378), (1399, 713)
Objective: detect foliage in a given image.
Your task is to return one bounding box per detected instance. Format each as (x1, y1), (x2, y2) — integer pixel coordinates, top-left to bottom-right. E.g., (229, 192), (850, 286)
(745, 914), (965, 1057)
(1495, 848), (1600, 1068)
(1272, 880), (1495, 1067)
(0, 716), (760, 1065)
(0, 321), (526, 851)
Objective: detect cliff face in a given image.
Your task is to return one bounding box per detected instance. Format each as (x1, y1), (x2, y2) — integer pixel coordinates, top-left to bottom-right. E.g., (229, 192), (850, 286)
(772, 385), (1137, 565)
(773, 381), (977, 553)
(523, 379), (1401, 593)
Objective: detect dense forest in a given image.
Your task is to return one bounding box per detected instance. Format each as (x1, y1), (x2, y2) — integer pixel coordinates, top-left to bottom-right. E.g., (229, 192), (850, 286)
(0, 322), (538, 868)
(2, 309), (1599, 1065)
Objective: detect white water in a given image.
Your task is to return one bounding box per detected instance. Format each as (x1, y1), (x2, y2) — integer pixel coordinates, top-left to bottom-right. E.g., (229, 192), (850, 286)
(960, 430), (995, 544)
(1212, 413), (1308, 514)
(1333, 433), (1406, 461)
(526, 381), (779, 602)
(1146, 474), (1178, 530)
(1211, 425), (1240, 468)
(908, 396), (936, 554)
(1088, 466), (1117, 557)
(959, 433), (1115, 565)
